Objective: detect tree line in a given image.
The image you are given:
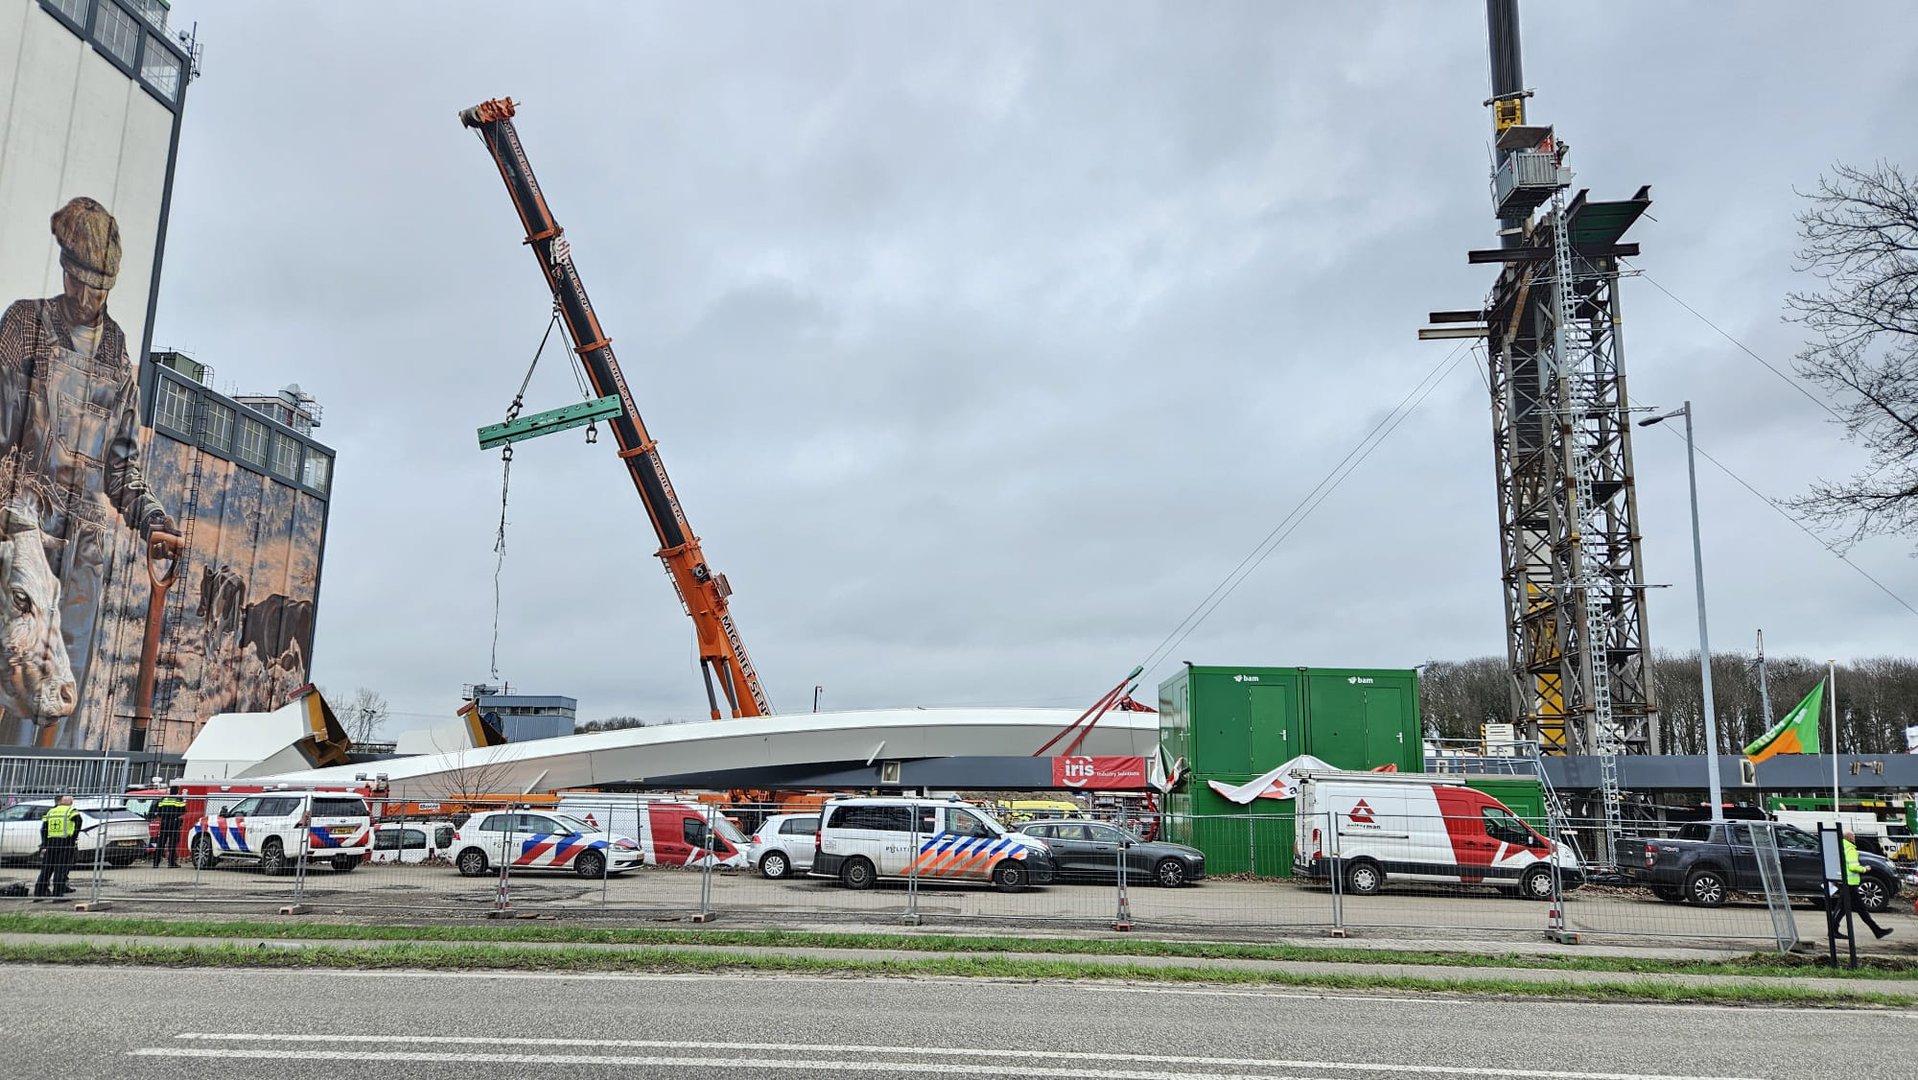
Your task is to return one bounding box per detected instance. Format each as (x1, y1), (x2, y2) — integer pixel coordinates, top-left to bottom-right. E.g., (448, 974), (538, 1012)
(1419, 654), (1918, 756)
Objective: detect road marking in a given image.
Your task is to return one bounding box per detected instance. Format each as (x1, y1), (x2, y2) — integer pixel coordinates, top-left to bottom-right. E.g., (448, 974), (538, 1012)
(126, 1050), (1772, 1080)
(164, 1036), (1766, 1080)
(1077, 984), (1474, 1005)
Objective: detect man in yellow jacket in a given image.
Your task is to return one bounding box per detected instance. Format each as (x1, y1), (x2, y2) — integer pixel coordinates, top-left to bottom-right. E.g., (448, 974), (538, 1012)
(1832, 828), (1892, 941)
(33, 795), (81, 899)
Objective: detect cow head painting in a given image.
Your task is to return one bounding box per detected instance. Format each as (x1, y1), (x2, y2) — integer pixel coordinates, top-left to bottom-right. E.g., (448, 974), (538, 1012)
(0, 508), (75, 729)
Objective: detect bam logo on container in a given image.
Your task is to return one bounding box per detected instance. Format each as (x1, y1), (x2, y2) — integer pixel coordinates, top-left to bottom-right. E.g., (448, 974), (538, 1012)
(1347, 676), (1375, 685)
(1347, 800), (1379, 827)
(1232, 674), (1261, 683)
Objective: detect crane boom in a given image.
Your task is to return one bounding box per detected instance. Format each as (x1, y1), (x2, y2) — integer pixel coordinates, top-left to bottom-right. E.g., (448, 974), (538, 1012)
(459, 97), (770, 719)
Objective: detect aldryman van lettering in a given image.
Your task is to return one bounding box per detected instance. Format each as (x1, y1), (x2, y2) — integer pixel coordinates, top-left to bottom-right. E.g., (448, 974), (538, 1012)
(1292, 771), (1583, 899)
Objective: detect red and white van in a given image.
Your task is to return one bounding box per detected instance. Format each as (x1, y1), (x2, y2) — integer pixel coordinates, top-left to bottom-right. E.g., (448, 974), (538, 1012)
(556, 795), (749, 868)
(1292, 772), (1583, 899)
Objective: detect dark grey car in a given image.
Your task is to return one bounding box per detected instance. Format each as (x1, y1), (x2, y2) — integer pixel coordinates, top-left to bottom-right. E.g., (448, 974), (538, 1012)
(1020, 819), (1204, 887)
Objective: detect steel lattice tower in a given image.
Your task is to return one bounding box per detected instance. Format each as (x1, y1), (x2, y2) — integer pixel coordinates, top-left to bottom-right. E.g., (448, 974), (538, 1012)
(1425, 3), (1661, 807)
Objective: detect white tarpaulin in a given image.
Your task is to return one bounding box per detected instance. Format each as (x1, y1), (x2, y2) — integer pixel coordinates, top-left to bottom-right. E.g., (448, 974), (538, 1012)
(1206, 754), (1337, 804)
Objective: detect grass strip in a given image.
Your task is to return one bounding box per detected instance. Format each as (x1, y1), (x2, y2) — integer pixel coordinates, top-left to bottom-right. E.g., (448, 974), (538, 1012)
(2, 939), (1911, 1007)
(0, 910), (1911, 981)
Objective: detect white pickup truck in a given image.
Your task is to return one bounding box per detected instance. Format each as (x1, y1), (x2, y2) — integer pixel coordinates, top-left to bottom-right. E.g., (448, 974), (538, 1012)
(0, 799), (150, 867)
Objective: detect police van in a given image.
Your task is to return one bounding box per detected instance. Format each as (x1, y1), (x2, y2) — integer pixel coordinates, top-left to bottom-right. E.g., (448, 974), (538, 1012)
(811, 796), (1054, 892)
(188, 789), (374, 873)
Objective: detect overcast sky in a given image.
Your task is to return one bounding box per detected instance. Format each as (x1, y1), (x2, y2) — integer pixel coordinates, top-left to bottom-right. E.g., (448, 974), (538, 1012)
(152, 2), (1918, 734)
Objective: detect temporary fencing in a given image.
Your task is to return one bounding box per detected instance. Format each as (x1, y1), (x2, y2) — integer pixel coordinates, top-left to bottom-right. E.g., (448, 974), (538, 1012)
(0, 791), (1893, 953)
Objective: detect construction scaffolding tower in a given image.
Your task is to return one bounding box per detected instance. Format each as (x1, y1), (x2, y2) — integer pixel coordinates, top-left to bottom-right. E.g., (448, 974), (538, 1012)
(1421, 4), (1661, 859)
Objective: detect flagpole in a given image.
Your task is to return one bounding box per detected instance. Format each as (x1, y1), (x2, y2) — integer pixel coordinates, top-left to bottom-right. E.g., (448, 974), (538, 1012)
(1827, 659), (1840, 812)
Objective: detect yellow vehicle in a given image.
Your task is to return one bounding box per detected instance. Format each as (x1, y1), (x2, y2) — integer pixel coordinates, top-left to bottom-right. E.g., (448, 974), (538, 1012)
(1000, 799), (1085, 825)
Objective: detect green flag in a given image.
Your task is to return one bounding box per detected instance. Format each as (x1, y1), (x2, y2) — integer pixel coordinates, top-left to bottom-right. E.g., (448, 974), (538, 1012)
(1744, 680), (1823, 763)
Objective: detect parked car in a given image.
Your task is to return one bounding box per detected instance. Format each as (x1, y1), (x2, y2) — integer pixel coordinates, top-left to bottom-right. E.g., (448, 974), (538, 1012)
(448, 810), (641, 878)
(747, 812), (819, 880)
(812, 796), (1054, 892)
(1018, 818), (1205, 887)
(0, 799), (148, 867)
(189, 791), (373, 874)
(1618, 820), (1902, 911)
(368, 821), (457, 865)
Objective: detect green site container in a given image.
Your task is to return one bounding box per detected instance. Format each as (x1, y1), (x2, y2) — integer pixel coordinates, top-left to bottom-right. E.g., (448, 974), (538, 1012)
(1157, 667), (1303, 777)
(1162, 783), (1294, 877)
(1159, 665), (1422, 878)
(1158, 665), (1422, 776)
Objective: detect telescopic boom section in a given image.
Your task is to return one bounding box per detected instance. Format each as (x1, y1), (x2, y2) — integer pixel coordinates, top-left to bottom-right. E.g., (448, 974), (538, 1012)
(459, 97), (769, 719)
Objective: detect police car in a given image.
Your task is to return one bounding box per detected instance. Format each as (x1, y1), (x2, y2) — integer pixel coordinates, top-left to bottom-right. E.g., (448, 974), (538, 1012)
(812, 796), (1054, 892)
(189, 790), (373, 873)
(448, 810), (642, 878)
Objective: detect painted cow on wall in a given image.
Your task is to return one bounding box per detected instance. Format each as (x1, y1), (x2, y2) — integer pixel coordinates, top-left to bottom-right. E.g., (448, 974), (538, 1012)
(0, 508), (75, 738)
(195, 564), (246, 637)
(241, 592), (315, 675)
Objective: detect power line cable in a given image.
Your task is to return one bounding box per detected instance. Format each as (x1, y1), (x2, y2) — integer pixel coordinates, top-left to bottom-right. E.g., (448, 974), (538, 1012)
(1136, 341), (1472, 676)
(1628, 263), (1844, 423)
(1623, 267), (1915, 620)
(1642, 422), (1918, 621)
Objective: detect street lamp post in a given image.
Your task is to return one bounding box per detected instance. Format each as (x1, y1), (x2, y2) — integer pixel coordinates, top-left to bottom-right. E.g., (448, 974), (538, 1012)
(1640, 402), (1725, 820)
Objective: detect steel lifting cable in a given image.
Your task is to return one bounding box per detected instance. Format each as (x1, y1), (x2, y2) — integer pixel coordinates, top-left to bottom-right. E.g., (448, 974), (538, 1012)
(490, 306), (564, 681)
(1134, 340), (1474, 678)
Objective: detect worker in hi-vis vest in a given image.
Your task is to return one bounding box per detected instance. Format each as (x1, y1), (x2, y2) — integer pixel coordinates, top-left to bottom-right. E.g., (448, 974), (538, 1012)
(33, 794), (81, 898)
(1830, 828), (1892, 941)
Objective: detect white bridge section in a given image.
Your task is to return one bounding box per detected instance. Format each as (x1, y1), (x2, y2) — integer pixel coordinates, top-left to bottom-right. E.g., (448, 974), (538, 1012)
(252, 708), (1159, 799)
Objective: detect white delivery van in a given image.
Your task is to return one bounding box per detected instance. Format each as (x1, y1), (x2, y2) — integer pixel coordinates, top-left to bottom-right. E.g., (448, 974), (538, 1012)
(1292, 771), (1582, 900)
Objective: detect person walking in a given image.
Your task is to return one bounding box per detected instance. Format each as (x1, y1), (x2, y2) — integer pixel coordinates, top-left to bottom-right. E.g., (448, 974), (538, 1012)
(1838, 828), (1893, 940)
(151, 787), (186, 868)
(33, 794), (81, 899)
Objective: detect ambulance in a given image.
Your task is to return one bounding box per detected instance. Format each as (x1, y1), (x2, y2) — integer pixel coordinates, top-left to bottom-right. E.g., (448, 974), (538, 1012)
(556, 794), (750, 868)
(1292, 771), (1582, 899)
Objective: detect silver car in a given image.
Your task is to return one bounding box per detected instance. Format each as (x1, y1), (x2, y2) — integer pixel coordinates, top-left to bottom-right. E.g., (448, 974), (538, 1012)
(747, 812), (819, 880)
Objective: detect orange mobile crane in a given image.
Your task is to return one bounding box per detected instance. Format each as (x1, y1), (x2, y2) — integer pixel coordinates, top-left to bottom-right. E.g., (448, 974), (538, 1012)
(460, 98), (770, 720)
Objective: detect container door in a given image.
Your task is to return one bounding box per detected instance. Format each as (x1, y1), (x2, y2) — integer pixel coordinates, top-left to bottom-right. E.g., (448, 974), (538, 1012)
(1247, 683), (1301, 771)
(1303, 674), (1369, 769)
(1363, 687), (1411, 770)
(1193, 679), (1255, 776)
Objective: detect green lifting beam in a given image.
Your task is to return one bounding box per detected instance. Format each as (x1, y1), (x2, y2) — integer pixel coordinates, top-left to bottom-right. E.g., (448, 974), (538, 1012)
(477, 395), (623, 450)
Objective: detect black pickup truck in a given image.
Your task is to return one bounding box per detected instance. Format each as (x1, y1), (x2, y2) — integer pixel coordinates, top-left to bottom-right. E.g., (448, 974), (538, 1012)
(1616, 821), (1900, 911)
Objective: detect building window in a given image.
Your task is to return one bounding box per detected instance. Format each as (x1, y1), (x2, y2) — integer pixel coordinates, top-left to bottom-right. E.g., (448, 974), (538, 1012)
(93, 2), (138, 65)
(202, 402), (233, 452)
(46, 0), (91, 27)
(271, 433), (301, 480)
(141, 34), (180, 100)
(124, 0), (166, 31)
(236, 417), (268, 467)
(154, 378), (195, 434)
(302, 451), (332, 493)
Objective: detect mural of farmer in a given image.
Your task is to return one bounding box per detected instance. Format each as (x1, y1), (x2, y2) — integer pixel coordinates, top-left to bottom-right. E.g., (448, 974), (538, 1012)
(0, 196), (181, 747)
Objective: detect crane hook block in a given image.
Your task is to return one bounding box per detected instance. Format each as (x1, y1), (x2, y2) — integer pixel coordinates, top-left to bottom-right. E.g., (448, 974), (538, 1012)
(478, 394), (622, 450)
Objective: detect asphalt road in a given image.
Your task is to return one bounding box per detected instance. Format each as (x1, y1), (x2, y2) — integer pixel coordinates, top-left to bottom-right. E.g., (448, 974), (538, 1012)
(4, 964), (1905, 1080)
(5, 858), (1904, 949)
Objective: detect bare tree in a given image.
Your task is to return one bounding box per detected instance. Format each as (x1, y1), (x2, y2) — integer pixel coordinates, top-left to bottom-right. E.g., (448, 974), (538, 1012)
(1785, 161), (1918, 550)
(341, 687), (389, 743)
